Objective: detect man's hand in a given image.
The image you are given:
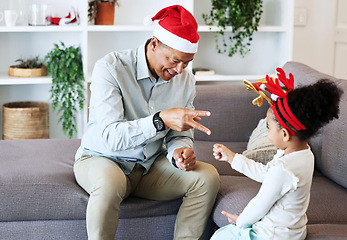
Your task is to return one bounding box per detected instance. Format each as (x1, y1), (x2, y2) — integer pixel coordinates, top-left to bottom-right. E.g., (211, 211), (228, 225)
(221, 211), (239, 225)
(160, 108), (211, 135)
(172, 147), (196, 171)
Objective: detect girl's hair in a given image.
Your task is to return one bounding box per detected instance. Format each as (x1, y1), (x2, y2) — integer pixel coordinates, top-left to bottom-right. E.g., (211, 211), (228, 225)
(281, 79), (343, 141)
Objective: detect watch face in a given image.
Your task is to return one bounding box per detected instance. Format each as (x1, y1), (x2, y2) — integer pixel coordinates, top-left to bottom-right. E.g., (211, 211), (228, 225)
(154, 117), (164, 131)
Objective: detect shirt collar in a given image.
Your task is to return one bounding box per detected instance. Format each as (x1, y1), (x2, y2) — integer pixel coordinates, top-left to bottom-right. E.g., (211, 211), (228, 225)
(136, 41), (168, 84)
(136, 42), (153, 81)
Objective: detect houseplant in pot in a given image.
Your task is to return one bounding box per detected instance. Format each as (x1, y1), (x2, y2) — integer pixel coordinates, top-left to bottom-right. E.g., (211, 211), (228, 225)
(88, 0), (119, 25)
(45, 41), (85, 139)
(8, 56), (47, 77)
(203, 0), (263, 57)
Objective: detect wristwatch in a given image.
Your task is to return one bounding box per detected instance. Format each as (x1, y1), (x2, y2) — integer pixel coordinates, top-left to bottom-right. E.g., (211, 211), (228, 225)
(153, 112), (165, 131)
(153, 112), (165, 132)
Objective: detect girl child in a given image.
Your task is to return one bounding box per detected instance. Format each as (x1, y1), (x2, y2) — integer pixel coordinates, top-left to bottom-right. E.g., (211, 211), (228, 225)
(211, 68), (343, 240)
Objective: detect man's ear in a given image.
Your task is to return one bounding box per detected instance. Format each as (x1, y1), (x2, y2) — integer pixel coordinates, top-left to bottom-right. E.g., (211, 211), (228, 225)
(282, 128), (291, 142)
(150, 37), (160, 51)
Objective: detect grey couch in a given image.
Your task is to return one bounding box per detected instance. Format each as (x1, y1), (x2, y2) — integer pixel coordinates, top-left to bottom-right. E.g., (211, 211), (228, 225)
(0, 61), (346, 239)
(194, 61), (347, 239)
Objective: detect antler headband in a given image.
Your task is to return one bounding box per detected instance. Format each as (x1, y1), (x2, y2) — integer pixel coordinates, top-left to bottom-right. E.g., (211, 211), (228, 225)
(243, 68), (305, 135)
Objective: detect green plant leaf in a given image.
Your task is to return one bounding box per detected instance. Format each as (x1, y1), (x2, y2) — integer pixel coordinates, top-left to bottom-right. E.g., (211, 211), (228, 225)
(203, 0), (263, 57)
(45, 42), (85, 138)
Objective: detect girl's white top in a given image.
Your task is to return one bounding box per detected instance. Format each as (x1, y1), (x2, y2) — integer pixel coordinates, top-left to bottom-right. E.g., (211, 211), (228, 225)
(232, 147), (314, 240)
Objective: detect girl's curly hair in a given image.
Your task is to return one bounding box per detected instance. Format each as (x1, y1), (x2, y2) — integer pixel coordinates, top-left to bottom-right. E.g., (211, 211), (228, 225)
(282, 79), (343, 141)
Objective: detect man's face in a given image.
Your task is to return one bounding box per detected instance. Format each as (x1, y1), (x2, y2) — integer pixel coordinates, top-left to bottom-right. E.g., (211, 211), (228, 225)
(148, 38), (195, 81)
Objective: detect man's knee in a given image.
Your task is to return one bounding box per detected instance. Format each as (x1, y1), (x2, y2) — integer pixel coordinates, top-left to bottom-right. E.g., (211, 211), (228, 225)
(91, 167), (127, 200)
(186, 162), (220, 200)
(196, 162), (220, 191)
(75, 156), (128, 201)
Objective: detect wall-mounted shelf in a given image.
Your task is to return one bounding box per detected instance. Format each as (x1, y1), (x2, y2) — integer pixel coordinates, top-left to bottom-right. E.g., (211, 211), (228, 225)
(0, 25), (84, 33)
(0, 73), (51, 85)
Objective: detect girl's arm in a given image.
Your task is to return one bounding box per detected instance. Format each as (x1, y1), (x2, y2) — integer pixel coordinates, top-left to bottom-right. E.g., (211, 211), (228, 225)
(213, 143), (268, 182)
(231, 154), (268, 182)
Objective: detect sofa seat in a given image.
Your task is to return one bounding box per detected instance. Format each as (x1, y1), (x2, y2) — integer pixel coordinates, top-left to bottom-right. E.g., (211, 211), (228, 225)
(306, 224), (347, 239)
(307, 176), (347, 224)
(0, 139), (182, 239)
(0, 139), (87, 222)
(211, 175), (347, 228)
(212, 176), (261, 227)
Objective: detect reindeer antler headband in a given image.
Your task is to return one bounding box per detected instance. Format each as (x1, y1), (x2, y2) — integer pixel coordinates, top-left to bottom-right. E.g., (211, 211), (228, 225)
(243, 68), (305, 135)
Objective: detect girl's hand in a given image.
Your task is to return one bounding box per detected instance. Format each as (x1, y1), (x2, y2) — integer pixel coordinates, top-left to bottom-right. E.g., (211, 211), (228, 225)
(221, 210), (239, 225)
(213, 144), (236, 164)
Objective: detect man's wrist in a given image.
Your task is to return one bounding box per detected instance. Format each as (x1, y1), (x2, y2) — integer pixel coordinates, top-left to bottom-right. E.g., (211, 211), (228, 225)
(171, 157), (178, 168)
(153, 112), (165, 131)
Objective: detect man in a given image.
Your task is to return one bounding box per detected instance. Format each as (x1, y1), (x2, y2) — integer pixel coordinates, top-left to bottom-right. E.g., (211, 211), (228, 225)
(74, 5), (220, 240)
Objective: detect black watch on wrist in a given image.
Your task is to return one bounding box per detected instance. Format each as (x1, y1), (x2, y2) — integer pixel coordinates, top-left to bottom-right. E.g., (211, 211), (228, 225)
(153, 112), (165, 132)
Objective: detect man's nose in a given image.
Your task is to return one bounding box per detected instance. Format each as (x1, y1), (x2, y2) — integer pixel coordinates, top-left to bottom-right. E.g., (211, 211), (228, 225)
(174, 62), (184, 74)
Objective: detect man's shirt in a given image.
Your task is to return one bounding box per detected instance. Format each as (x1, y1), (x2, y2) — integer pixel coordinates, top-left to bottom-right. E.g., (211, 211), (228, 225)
(76, 42), (196, 174)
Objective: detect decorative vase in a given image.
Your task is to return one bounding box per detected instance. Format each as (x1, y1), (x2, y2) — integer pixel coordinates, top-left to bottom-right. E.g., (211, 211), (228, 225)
(95, 2), (115, 25)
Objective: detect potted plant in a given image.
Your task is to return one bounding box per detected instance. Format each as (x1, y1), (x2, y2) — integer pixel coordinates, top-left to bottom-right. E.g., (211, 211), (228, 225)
(45, 41), (85, 139)
(203, 0), (263, 57)
(88, 0), (119, 25)
(8, 56), (47, 77)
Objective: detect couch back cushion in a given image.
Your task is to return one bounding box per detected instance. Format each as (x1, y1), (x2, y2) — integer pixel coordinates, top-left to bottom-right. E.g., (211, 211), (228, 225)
(194, 84), (268, 143)
(320, 79), (347, 188)
(283, 61), (347, 189)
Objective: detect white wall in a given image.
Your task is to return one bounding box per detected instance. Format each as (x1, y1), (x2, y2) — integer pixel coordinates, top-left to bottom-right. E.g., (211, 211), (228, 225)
(293, 0), (337, 76)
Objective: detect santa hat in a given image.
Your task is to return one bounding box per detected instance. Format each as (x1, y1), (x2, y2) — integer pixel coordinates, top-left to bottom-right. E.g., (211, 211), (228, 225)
(50, 8), (79, 25)
(146, 5), (199, 54)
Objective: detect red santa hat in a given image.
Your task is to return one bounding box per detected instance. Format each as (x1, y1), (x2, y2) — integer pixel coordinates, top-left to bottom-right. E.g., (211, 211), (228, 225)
(147, 5), (199, 54)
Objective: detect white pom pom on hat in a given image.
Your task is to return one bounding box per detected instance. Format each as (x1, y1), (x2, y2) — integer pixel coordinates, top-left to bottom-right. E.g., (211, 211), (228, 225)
(143, 15), (153, 26)
(149, 5), (199, 53)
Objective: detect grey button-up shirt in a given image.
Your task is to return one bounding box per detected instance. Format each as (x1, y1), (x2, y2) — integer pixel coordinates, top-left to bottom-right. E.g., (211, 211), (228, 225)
(76, 41), (196, 174)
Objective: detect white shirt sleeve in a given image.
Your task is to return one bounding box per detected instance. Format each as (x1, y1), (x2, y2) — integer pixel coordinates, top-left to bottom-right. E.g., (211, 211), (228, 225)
(231, 154), (269, 182)
(236, 164), (297, 228)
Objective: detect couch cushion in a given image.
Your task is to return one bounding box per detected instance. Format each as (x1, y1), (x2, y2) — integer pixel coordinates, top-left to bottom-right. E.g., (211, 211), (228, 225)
(283, 62), (347, 189)
(0, 139), (182, 222)
(212, 176), (347, 228)
(319, 79), (347, 189)
(212, 176), (260, 227)
(242, 118), (276, 165)
(0, 139), (88, 222)
(283, 61), (340, 87)
(307, 176), (347, 224)
(306, 224), (347, 240)
(194, 85), (268, 143)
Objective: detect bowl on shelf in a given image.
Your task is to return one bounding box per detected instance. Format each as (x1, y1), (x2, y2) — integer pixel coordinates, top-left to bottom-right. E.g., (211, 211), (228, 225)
(8, 66), (47, 78)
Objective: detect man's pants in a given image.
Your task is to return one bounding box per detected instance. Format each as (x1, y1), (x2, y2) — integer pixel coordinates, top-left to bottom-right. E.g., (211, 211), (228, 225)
(74, 153), (220, 240)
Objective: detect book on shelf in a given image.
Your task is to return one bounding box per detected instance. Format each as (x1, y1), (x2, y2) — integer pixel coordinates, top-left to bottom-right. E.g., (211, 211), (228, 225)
(192, 68), (215, 76)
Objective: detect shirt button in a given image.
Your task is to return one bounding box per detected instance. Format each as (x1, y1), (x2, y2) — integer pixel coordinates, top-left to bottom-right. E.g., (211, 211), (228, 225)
(150, 106), (154, 110)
